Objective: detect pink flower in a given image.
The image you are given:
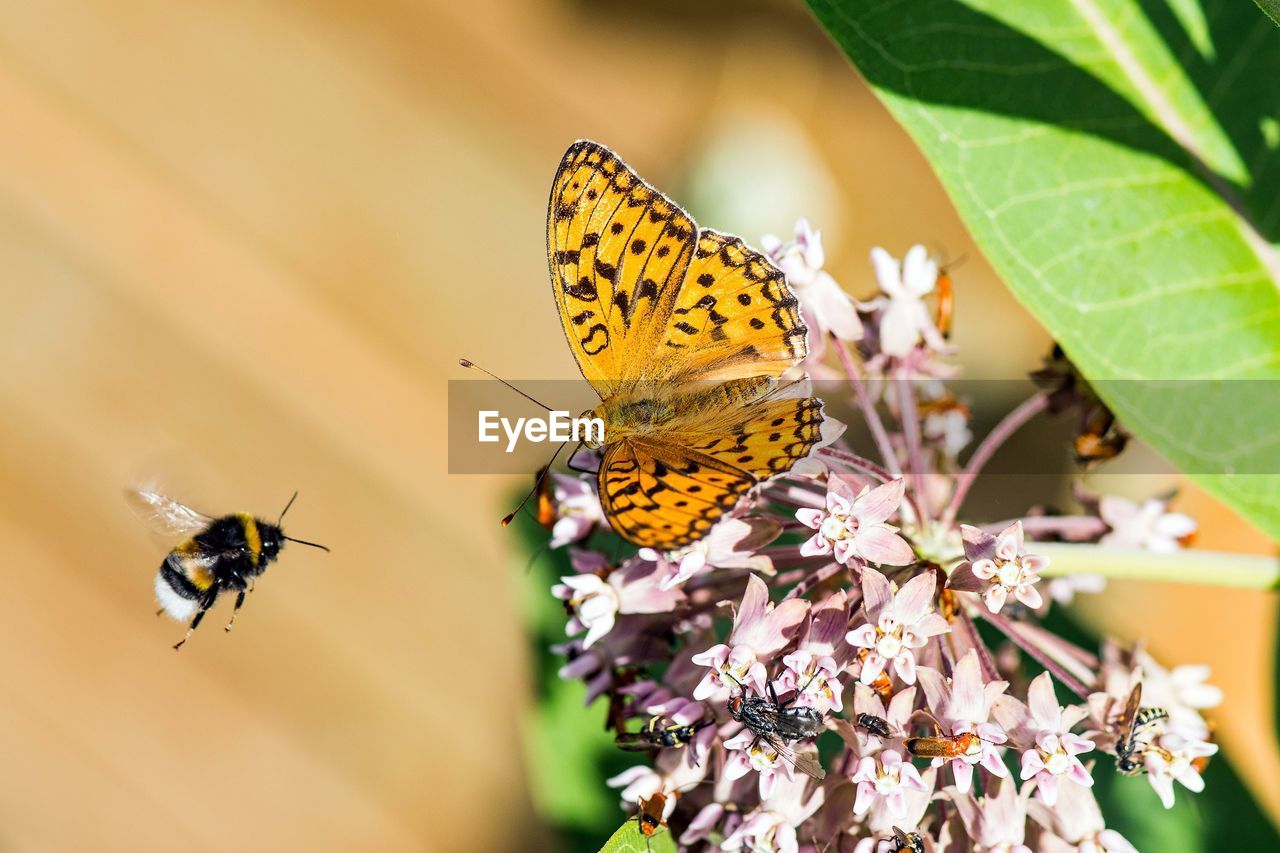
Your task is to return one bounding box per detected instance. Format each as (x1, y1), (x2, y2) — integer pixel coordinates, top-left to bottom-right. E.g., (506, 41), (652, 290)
(917, 650), (1009, 794)
(994, 673), (1094, 805)
(777, 649), (844, 714)
(720, 771), (824, 853)
(543, 472), (603, 548)
(776, 591), (853, 713)
(868, 245), (947, 358)
(723, 727), (796, 800)
(796, 478), (914, 567)
(846, 568), (950, 686)
(1143, 732), (1218, 809)
(1027, 779), (1138, 852)
(1098, 495), (1197, 552)
(851, 749), (929, 820)
(762, 219), (863, 368)
(691, 575), (807, 700)
(948, 777), (1031, 853)
(552, 554), (684, 648)
(639, 516), (780, 591)
(949, 521), (1048, 613)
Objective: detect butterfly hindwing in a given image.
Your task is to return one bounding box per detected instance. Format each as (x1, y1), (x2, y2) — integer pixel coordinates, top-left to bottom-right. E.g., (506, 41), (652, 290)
(668, 392), (825, 480)
(548, 141), (698, 397)
(598, 440), (755, 549)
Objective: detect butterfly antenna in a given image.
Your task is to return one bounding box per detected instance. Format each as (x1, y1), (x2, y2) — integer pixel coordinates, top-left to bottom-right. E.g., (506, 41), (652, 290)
(502, 440), (575, 527)
(278, 490), (299, 525)
(458, 358), (555, 412)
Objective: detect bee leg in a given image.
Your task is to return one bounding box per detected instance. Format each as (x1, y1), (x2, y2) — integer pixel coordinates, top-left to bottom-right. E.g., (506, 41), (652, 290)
(224, 589), (248, 632)
(173, 605), (210, 651)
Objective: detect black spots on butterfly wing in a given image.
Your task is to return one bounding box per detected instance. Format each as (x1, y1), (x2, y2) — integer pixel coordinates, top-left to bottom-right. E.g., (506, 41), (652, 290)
(657, 230), (809, 381)
(671, 394), (825, 482)
(597, 441), (755, 549)
(548, 141), (699, 392)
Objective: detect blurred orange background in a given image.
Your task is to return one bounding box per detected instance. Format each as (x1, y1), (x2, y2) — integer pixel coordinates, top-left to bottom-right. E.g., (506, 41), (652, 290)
(0, 1), (1273, 850)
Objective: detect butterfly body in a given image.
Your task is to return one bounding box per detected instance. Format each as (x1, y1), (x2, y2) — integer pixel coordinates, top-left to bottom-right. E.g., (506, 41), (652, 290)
(548, 141), (830, 549)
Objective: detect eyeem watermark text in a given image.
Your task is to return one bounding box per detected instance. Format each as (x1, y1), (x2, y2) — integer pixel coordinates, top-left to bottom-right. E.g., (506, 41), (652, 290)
(478, 410), (604, 453)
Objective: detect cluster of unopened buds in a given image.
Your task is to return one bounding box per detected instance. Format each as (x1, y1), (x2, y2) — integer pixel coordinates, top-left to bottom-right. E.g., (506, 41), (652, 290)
(544, 221), (1218, 851)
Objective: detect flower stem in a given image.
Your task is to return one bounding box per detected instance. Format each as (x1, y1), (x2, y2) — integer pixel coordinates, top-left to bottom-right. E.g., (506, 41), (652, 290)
(1033, 543), (1279, 590)
(981, 515), (1108, 540)
(941, 392), (1049, 527)
(980, 609), (1092, 699)
(816, 447), (894, 483)
(894, 372), (931, 528)
(830, 336), (901, 477)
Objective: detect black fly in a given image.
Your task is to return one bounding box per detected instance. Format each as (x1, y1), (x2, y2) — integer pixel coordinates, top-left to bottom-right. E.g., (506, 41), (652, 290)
(854, 712), (894, 739)
(726, 675), (826, 779)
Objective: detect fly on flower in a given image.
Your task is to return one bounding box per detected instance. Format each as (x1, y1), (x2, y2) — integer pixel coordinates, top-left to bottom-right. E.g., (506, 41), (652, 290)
(615, 716), (712, 753)
(855, 712), (894, 739)
(904, 731), (984, 760)
(1111, 683), (1170, 776)
(726, 675), (826, 780)
(126, 488), (329, 650)
(889, 826), (925, 853)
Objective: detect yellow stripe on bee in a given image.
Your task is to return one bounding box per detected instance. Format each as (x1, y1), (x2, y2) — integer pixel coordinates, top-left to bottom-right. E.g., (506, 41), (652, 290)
(238, 513), (262, 568)
(174, 540), (216, 591)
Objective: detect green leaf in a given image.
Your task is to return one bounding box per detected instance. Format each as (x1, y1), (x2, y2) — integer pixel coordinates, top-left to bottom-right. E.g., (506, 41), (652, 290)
(597, 820), (677, 853)
(806, 0), (1280, 537)
(1256, 1), (1280, 28)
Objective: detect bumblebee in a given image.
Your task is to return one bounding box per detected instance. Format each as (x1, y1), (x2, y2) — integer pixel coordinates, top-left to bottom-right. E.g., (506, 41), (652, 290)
(126, 488), (328, 649)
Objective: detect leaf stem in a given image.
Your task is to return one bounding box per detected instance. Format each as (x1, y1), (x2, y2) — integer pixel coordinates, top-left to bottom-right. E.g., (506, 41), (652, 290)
(1033, 543), (1279, 590)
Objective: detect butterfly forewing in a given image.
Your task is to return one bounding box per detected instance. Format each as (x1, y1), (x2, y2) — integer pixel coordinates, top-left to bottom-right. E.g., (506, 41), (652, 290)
(656, 230), (809, 383)
(548, 141), (825, 550)
(548, 141), (697, 397)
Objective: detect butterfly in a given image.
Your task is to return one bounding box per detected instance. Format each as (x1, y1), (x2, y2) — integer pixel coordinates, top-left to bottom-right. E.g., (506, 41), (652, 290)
(547, 140), (829, 550)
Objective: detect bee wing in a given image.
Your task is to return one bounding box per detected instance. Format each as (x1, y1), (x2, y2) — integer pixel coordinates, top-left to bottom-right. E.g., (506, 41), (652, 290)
(761, 731), (825, 780)
(614, 732), (657, 751)
(1116, 683), (1143, 741)
(124, 488), (213, 538)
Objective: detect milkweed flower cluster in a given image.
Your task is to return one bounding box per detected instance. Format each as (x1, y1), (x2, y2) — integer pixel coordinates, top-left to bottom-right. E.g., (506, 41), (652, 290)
(538, 226), (1219, 851)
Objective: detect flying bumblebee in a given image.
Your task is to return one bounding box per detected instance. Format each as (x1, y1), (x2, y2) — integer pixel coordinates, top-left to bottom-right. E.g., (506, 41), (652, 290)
(126, 488), (329, 650)
(726, 676), (826, 779)
(1111, 683), (1169, 775)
